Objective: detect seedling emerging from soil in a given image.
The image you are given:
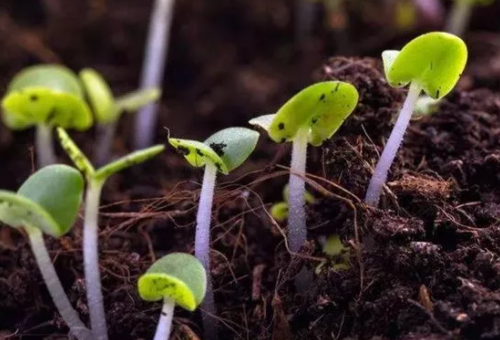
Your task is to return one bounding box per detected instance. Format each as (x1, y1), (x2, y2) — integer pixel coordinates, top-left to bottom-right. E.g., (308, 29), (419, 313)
(365, 32), (467, 207)
(316, 234), (351, 273)
(270, 184), (316, 222)
(0, 165), (92, 340)
(80, 68), (161, 165)
(169, 127), (259, 336)
(134, 0), (176, 149)
(446, 0), (495, 36)
(250, 81), (358, 253)
(138, 253), (206, 340)
(57, 128), (165, 340)
(1, 65), (92, 167)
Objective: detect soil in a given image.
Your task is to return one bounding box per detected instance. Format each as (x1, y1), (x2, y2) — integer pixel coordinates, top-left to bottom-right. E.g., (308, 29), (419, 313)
(1, 1), (500, 340)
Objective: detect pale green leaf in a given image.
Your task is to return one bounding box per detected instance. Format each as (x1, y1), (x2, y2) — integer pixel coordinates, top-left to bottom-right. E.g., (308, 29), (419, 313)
(169, 138), (227, 174)
(115, 88), (161, 113)
(80, 68), (117, 125)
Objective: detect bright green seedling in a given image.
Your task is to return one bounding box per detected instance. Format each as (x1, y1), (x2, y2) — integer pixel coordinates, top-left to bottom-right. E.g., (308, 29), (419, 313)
(169, 127), (259, 337)
(138, 253), (206, 340)
(365, 32), (467, 207)
(270, 184), (316, 222)
(0, 165), (92, 340)
(1, 65), (92, 167)
(446, 0), (496, 36)
(79, 68), (161, 165)
(316, 234), (351, 274)
(250, 81), (358, 254)
(56, 128), (165, 340)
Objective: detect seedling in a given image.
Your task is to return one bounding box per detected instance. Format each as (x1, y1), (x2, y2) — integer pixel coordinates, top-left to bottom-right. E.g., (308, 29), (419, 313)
(1, 65), (92, 167)
(138, 253), (206, 340)
(446, 0), (495, 36)
(79, 68), (161, 165)
(0, 165), (92, 340)
(270, 184), (316, 222)
(168, 127), (259, 337)
(365, 32), (467, 207)
(56, 128), (165, 340)
(134, 0), (176, 149)
(316, 234), (351, 274)
(250, 81), (358, 253)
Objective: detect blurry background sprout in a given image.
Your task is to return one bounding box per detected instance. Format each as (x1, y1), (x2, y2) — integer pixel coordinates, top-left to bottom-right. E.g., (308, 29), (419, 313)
(1, 65), (93, 168)
(80, 68), (161, 165)
(315, 234), (351, 274)
(134, 0), (176, 150)
(270, 184), (316, 223)
(0, 165), (91, 340)
(169, 127), (259, 338)
(446, 0), (496, 36)
(250, 81), (358, 254)
(138, 253), (206, 340)
(57, 128), (165, 340)
(365, 32), (467, 207)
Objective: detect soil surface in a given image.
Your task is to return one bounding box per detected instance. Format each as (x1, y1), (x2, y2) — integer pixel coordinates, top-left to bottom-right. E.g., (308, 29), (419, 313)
(1, 1), (500, 340)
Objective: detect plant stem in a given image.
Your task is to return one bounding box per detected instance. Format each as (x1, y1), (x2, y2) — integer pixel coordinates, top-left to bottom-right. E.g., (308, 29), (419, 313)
(195, 162), (218, 340)
(94, 122), (117, 167)
(26, 227), (93, 340)
(365, 82), (422, 207)
(83, 179), (108, 340)
(153, 300), (175, 340)
(36, 124), (57, 168)
(295, 0), (316, 47)
(288, 127), (309, 253)
(446, 0), (472, 36)
(134, 0), (175, 149)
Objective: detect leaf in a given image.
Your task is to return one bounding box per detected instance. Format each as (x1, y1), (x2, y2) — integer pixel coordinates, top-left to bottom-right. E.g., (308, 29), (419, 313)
(115, 88), (161, 113)
(138, 253), (207, 311)
(56, 128), (95, 178)
(250, 82), (358, 146)
(270, 202), (288, 222)
(95, 144), (165, 181)
(383, 32), (468, 99)
(169, 138), (227, 173)
(18, 165), (84, 236)
(80, 68), (117, 125)
(1, 65), (93, 130)
(248, 114), (276, 132)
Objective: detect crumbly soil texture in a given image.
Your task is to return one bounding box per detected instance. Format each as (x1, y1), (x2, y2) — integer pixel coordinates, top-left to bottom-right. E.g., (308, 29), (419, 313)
(1, 1), (500, 340)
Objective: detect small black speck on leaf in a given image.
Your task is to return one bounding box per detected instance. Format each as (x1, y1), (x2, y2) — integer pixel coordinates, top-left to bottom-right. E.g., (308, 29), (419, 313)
(311, 117), (318, 125)
(176, 146), (190, 156)
(280, 138), (286, 143)
(196, 149), (204, 157)
(319, 94), (326, 101)
(278, 123), (285, 130)
(29, 94), (38, 102)
(209, 142), (227, 157)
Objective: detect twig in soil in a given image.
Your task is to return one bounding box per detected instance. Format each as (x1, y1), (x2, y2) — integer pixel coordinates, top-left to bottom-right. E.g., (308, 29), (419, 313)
(252, 264), (266, 301)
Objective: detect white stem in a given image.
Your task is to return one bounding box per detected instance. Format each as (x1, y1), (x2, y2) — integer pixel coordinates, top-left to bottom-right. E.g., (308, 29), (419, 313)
(134, 0), (176, 149)
(195, 162), (218, 340)
(365, 82), (422, 207)
(153, 300), (175, 340)
(288, 128), (309, 253)
(83, 180), (108, 340)
(295, 0), (316, 46)
(27, 227), (92, 340)
(94, 123), (117, 167)
(446, 0), (472, 36)
(36, 125), (57, 168)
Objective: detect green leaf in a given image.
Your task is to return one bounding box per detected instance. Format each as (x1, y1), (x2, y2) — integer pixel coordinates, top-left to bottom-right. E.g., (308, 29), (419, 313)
(56, 127), (95, 178)
(169, 138), (228, 174)
(138, 253), (207, 311)
(115, 88), (161, 113)
(270, 202), (288, 222)
(250, 82), (358, 146)
(79, 68), (117, 125)
(18, 165), (84, 236)
(1, 65), (93, 130)
(283, 184), (316, 204)
(382, 32), (468, 99)
(248, 114), (275, 132)
(94, 144), (165, 181)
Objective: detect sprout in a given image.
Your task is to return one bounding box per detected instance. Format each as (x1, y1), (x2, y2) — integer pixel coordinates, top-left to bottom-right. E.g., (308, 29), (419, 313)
(270, 185), (316, 222)
(365, 32), (467, 207)
(250, 81), (358, 253)
(56, 128), (165, 340)
(169, 127), (259, 337)
(316, 234), (350, 274)
(134, 0), (176, 150)
(138, 253), (206, 340)
(1, 65), (93, 168)
(446, 0), (495, 36)
(79, 68), (161, 165)
(0, 165), (92, 340)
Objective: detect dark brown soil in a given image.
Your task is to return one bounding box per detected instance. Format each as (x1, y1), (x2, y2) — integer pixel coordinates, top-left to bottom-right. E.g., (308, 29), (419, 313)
(1, 1), (500, 340)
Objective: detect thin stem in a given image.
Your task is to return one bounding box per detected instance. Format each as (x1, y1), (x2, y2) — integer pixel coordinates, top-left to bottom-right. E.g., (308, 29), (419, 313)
(365, 82), (422, 207)
(295, 0), (316, 47)
(195, 162), (218, 340)
(446, 0), (472, 36)
(288, 127), (309, 253)
(134, 0), (175, 149)
(36, 124), (57, 168)
(94, 123), (117, 167)
(83, 179), (108, 340)
(153, 300), (175, 340)
(26, 227), (92, 340)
